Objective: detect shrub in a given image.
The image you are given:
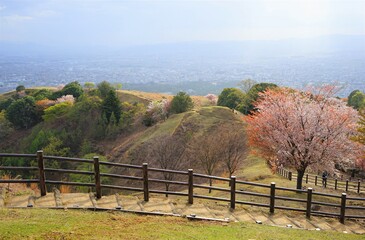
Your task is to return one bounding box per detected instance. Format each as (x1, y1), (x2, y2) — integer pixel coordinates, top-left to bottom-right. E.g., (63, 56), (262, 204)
(170, 92), (193, 114)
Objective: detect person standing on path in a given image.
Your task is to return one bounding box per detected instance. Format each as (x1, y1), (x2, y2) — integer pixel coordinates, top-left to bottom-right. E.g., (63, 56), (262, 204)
(322, 171), (328, 187)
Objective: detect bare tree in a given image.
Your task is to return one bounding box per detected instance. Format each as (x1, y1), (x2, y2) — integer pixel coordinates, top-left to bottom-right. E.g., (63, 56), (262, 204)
(218, 125), (248, 178)
(147, 135), (188, 196)
(238, 79), (257, 94)
(188, 132), (224, 193)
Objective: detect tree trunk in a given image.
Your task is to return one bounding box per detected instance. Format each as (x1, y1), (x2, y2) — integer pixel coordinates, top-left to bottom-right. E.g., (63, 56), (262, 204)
(209, 179), (212, 193)
(165, 184), (169, 197)
(296, 169), (305, 190)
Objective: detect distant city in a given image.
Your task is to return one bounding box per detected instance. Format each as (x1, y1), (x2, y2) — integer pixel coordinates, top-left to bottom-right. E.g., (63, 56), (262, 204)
(1, 39), (365, 97)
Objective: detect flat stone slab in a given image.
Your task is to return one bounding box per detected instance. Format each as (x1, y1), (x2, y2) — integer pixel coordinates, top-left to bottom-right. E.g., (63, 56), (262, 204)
(140, 198), (173, 213)
(61, 193), (93, 208)
(233, 210), (255, 222)
(7, 195), (29, 207)
(270, 214), (296, 227)
(120, 196), (143, 211)
(95, 195), (119, 209)
(288, 216), (318, 230)
(34, 195), (56, 208)
(181, 203), (216, 218)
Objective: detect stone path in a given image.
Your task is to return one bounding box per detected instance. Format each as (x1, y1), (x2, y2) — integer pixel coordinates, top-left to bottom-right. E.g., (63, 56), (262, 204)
(1, 191), (364, 235)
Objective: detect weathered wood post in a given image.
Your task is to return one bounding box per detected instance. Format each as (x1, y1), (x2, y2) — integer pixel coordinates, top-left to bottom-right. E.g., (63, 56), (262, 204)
(270, 182), (276, 214)
(315, 176), (317, 186)
(37, 150), (46, 196)
(346, 179), (349, 192)
(230, 176), (236, 209)
(340, 193), (347, 224)
(288, 171), (292, 181)
(357, 179), (361, 194)
(93, 156), (101, 199)
(305, 174), (308, 184)
(188, 169), (194, 204)
(306, 187), (313, 219)
(142, 163), (149, 202)
(335, 179), (338, 190)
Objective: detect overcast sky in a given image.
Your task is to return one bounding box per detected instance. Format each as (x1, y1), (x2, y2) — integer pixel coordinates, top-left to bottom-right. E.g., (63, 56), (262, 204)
(1, 0), (365, 47)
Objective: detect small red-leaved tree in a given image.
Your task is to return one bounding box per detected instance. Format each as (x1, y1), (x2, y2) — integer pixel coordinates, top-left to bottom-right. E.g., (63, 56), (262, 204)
(247, 87), (362, 189)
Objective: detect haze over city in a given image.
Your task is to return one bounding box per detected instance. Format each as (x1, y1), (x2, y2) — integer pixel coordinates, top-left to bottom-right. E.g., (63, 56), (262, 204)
(1, 0), (365, 95)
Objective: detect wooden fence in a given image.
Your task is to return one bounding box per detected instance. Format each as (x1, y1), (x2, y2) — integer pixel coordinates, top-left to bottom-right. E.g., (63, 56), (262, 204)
(0, 151), (364, 224)
(277, 168), (365, 194)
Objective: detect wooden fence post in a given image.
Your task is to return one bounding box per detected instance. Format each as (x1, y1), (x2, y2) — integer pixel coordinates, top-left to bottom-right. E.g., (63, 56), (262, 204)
(37, 150), (46, 196)
(306, 187), (313, 219)
(335, 179), (338, 190)
(230, 176), (236, 209)
(270, 182), (276, 214)
(188, 169), (194, 204)
(93, 156), (101, 199)
(346, 179), (349, 192)
(315, 176), (317, 186)
(357, 179), (361, 194)
(340, 193), (347, 224)
(288, 172), (292, 181)
(142, 163), (149, 202)
(306, 174), (308, 184)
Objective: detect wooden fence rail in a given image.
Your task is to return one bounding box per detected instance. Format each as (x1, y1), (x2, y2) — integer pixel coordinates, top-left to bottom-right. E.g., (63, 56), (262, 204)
(0, 152), (365, 224)
(277, 167), (365, 194)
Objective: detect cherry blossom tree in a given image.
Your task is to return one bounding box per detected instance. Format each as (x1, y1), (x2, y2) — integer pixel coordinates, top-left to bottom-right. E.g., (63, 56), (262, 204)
(352, 111), (365, 170)
(247, 88), (362, 189)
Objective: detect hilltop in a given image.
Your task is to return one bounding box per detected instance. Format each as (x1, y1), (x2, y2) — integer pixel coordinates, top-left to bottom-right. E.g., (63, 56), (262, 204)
(0, 86), (247, 183)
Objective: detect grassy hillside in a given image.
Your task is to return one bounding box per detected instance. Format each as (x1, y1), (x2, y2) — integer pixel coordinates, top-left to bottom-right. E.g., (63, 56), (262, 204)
(106, 106), (244, 166)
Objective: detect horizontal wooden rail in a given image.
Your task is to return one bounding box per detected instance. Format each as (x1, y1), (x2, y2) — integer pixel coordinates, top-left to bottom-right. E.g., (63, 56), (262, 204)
(193, 184), (231, 192)
(99, 161), (142, 169)
(149, 168), (188, 175)
(43, 156), (93, 163)
(345, 205), (365, 210)
(0, 166), (38, 171)
(236, 180), (271, 188)
(275, 205), (306, 212)
(235, 200), (270, 208)
(275, 186), (307, 193)
(312, 192), (341, 198)
(275, 195), (307, 203)
(45, 180), (94, 187)
(100, 173), (143, 181)
(0, 179), (39, 183)
(44, 168), (94, 175)
(149, 178), (188, 186)
(236, 190), (270, 198)
(0, 153), (36, 158)
(312, 211), (341, 217)
(193, 173), (230, 182)
(100, 185), (143, 192)
(311, 201), (341, 208)
(194, 194), (230, 202)
(149, 190), (188, 196)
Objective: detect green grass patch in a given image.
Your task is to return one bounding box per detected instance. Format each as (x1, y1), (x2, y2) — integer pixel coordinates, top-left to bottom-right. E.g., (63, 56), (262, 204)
(0, 208), (362, 240)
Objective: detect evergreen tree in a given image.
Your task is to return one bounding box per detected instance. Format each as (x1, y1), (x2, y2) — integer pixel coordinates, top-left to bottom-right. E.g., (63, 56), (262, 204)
(102, 90), (121, 124)
(5, 96), (40, 129)
(217, 88), (245, 109)
(170, 92), (194, 114)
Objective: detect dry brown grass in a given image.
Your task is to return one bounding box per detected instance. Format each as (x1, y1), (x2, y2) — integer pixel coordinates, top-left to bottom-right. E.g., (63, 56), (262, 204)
(59, 185), (72, 193)
(0, 175), (33, 196)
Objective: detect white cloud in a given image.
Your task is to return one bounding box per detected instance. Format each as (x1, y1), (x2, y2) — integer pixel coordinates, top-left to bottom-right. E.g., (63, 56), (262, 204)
(2, 14), (33, 23)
